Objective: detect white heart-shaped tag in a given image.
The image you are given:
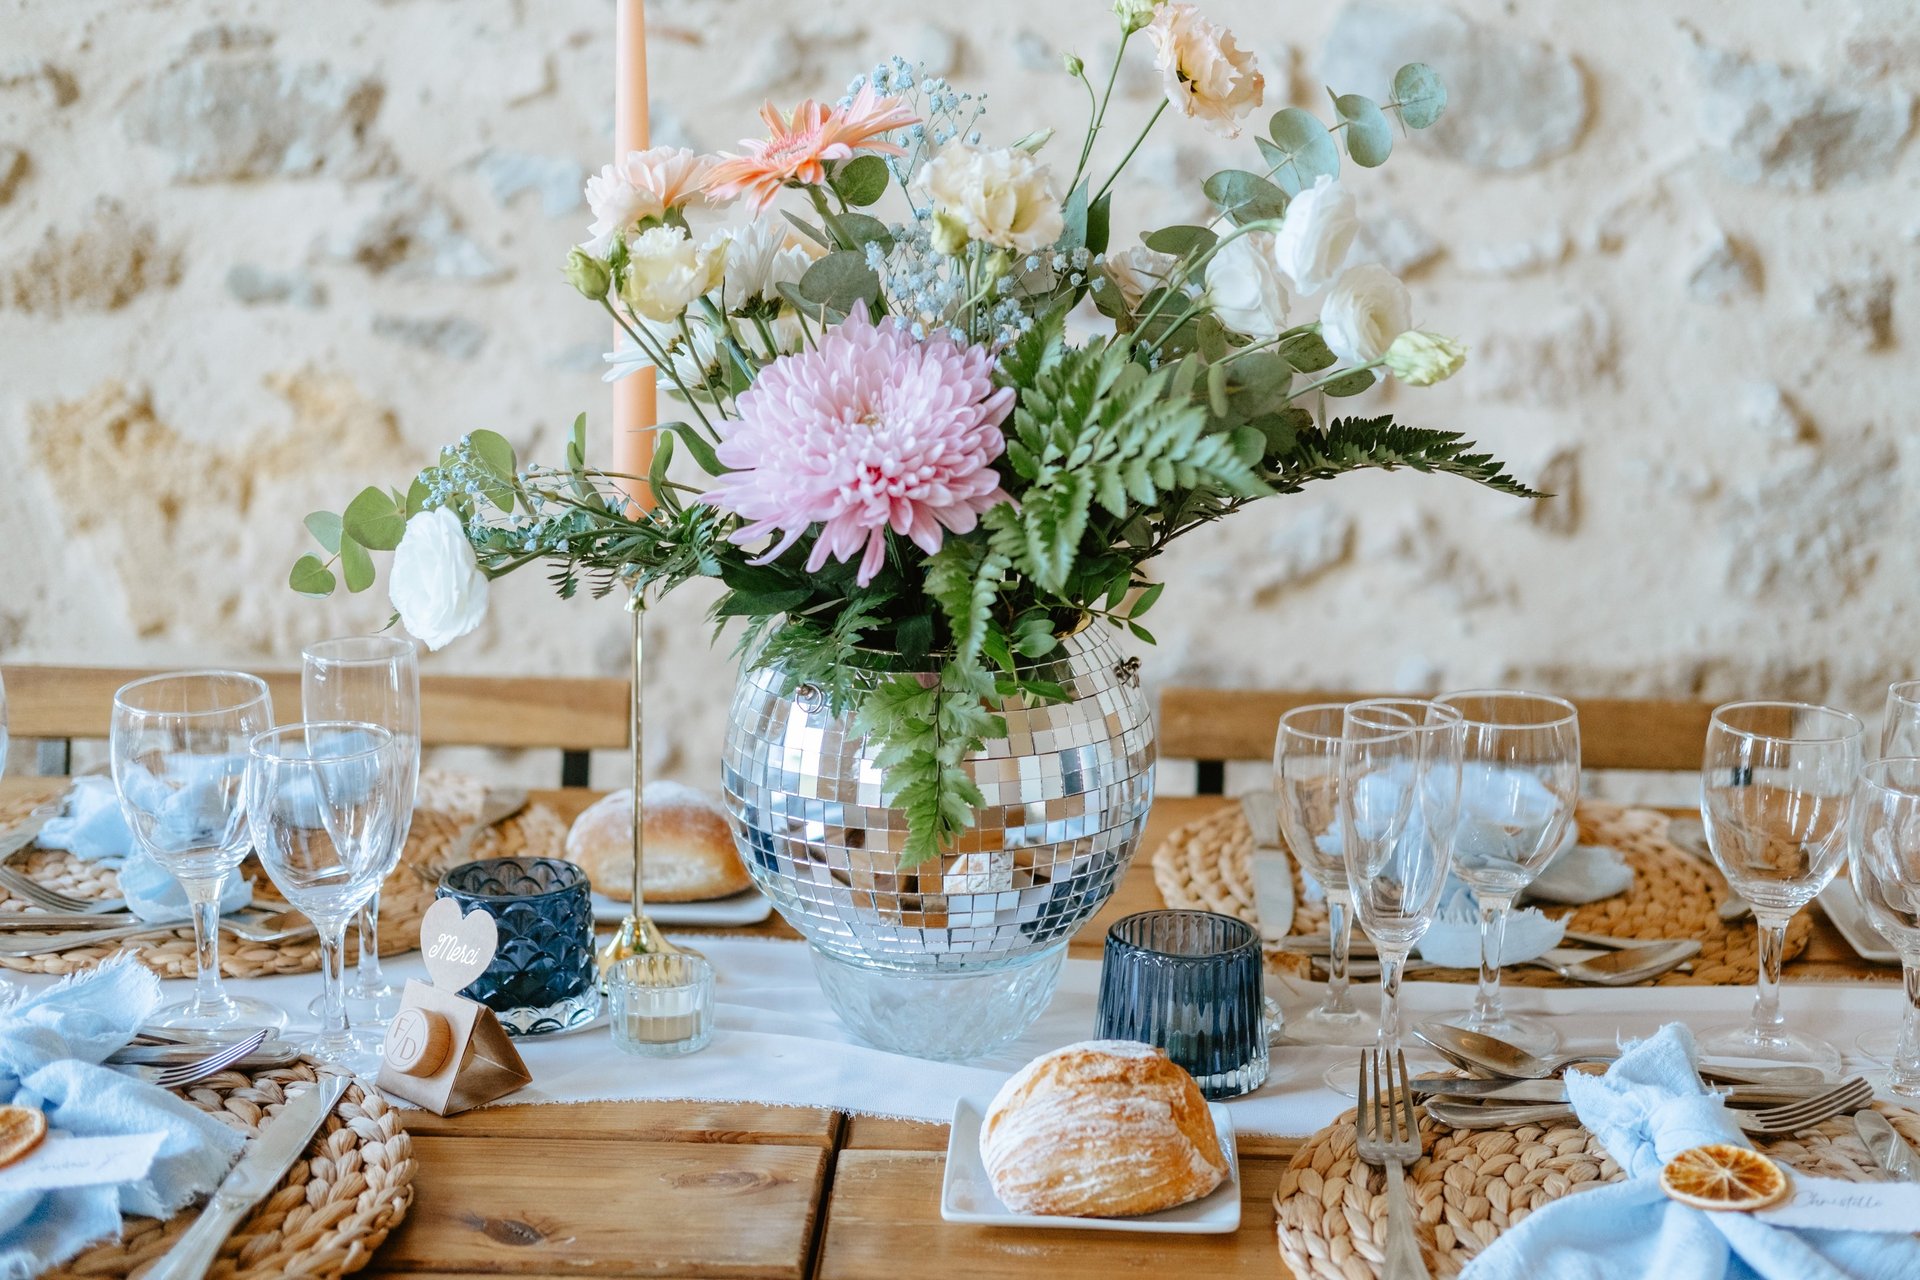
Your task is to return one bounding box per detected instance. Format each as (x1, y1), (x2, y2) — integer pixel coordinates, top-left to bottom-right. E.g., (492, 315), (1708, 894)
(420, 897), (498, 992)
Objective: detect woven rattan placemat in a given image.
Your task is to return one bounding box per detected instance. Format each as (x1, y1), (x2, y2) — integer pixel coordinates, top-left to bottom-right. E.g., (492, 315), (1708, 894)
(1150, 800), (1811, 986)
(41, 1060), (412, 1280)
(0, 771), (567, 979)
(1274, 1100), (1920, 1280)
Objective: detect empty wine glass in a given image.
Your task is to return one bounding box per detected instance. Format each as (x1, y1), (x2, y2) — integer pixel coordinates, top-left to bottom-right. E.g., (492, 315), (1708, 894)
(1848, 758), (1920, 1095)
(1434, 690), (1580, 1056)
(245, 722), (404, 1070)
(1340, 698), (1463, 1060)
(1698, 700), (1862, 1073)
(1882, 681), (1920, 759)
(302, 636), (419, 1027)
(111, 671), (286, 1031)
(1274, 704), (1376, 1045)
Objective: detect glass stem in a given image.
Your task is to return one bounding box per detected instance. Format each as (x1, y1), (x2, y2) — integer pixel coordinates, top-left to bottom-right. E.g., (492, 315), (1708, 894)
(183, 875), (227, 1012)
(1473, 894), (1515, 1023)
(1324, 891), (1356, 1016)
(1751, 910), (1790, 1033)
(353, 894), (384, 994)
(1896, 955), (1920, 1095)
(315, 919), (353, 1061)
(1377, 948), (1408, 1057)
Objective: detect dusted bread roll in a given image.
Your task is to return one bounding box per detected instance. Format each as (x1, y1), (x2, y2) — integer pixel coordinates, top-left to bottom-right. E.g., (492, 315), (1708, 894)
(564, 782), (750, 902)
(980, 1040), (1229, 1217)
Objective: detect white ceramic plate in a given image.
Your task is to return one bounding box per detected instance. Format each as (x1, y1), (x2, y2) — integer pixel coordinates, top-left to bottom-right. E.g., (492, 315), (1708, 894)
(591, 889), (773, 927)
(939, 1095), (1240, 1233)
(1817, 879), (1900, 965)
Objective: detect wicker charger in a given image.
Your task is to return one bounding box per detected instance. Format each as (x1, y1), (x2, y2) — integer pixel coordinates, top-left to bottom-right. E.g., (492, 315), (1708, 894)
(1150, 800), (1811, 986)
(0, 772), (568, 979)
(42, 1060), (414, 1280)
(1274, 1100), (1920, 1280)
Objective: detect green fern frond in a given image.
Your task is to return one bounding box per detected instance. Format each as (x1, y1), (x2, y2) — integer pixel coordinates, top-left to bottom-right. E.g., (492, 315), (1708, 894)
(1274, 415), (1542, 498)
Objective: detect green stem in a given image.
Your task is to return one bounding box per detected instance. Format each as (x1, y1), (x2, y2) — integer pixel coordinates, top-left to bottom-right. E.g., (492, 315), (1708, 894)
(599, 298), (720, 437)
(1095, 99), (1168, 202)
(1072, 31), (1132, 194)
(1289, 359), (1384, 400)
(1128, 217), (1283, 346)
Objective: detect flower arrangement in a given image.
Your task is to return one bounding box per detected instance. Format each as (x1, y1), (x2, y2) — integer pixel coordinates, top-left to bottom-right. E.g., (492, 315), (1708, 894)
(293, 0), (1535, 864)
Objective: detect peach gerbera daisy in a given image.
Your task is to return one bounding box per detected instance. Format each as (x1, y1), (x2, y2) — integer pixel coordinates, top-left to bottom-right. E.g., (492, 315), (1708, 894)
(703, 85), (919, 214)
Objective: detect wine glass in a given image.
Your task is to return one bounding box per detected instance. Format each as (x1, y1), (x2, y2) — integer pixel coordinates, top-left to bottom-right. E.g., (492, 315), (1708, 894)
(0, 669), (10, 785)
(1274, 704), (1376, 1045)
(111, 671), (286, 1031)
(302, 636), (419, 1027)
(245, 721), (404, 1070)
(1850, 757), (1920, 1095)
(1433, 690), (1580, 1056)
(1698, 700), (1862, 1073)
(1882, 681), (1920, 758)
(1340, 698), (1463, 1060)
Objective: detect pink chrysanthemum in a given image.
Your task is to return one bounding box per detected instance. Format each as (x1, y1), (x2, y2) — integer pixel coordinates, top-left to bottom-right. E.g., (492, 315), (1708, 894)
(702, 307), (1014, 586)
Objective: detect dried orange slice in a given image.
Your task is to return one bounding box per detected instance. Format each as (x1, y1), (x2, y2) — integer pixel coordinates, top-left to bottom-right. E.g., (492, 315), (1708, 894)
(1659, 1143), (1790, 1211)
(0, 1105), (46, 1169)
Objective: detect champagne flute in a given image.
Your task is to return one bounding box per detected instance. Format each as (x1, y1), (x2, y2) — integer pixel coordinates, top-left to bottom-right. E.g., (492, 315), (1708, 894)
(1274, 704), (1376, 1045)
(1849, 758), (1920, 1095)
(111, 671), (286, 1031)
(1433, 690), (1580, 1056)
(1882, 680), (1920, 758)
(245, 721), (404, 1070)
(1698, 700), (1862, 1073)
(302, 635), (419, 1026)
(1340, 698), (1463, 1060)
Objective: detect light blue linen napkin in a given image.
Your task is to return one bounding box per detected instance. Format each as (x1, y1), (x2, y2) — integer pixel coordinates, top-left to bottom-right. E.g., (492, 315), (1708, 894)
(34, 777), (251, 924)
(0, 959), (245, 1278)
(1461, 1023), (1920, 1280)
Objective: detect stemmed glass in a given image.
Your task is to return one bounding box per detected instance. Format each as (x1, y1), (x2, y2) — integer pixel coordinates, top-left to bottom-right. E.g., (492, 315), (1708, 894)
(1274, 704), (1376, 1045)
(111, 671), (286, 1031)
(1433, 690), (1580, 1056)
(1883, 681), (1920, 758)
(302, 636), (419, 1027)
(245, 722), (405, 1070)
(1340, 698), (1464, 1061)
(1849, 758), (1920, 1095)
(1698, 700), (1862, 1073)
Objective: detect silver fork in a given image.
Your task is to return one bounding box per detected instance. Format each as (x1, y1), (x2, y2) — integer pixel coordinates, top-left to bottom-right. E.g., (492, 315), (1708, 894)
(1355, 1047), (1431, 1280)
(0, 865), (129, 916)
(1425, 1076), (1876, 1135)
(0, 911), (313, 956)
(112, 1028), (269, 1089)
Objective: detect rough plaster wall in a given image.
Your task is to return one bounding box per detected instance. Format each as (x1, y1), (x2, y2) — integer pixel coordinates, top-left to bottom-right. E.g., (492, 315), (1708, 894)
(1, 0), (1916, 787)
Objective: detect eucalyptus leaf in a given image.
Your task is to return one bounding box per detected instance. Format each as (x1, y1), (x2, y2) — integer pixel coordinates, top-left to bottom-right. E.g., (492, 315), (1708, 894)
(1263, 108), (1341, 195)
(289, 554), (336, 598)
(647, 430), (676, 508)
(566, 411), (588, 470)
(405, 476), (430, 516)
(1251, 406), (1314, 452)
(1320, 367), (1379, 397)
(1061, 182), (1089, 251)
(781, 211), (832, 249)
(1086, 191), (1112, 256)
(1227, 424), (1267, 467)
(1392, 62), (1448, 130)
(835, 212), (893, 250)
(1334, 93), (1393, 167)
(1207, 360), (1231, 418)
(342, 485), (408, 551)
(799, 251), (882, 312)
(339, 535), (375, 593)
(831, 154), (890, 207)
(1202, 170), (1289, 225)
(468, 428), (516, 479)
(662, 421), (726, 477)
(303, 511), (342, 555)
(1277, 331), (1338, 373)
(1142, 224), (1217, 256)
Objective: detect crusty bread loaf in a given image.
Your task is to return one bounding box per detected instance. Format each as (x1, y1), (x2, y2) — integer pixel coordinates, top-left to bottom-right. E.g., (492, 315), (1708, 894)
(564, 782), (750, 902)
(979, 1040), (1229, 1217)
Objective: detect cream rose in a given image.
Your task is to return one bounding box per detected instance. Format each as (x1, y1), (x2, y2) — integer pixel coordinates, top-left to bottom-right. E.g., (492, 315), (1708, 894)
(388, 508), (489, 651)
(918, 143), (1065, 254)
(1320, 264), (1412, 364)
(1272, 175), (1357, 296)
(1204, 231), (1291, 340)
(1102, 245), (1189, 311)
(1145, 3), (1264, 139)
(620, 224), (725, 323)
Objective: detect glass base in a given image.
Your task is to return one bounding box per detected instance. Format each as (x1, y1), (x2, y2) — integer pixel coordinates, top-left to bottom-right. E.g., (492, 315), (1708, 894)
(1460, 1009), (1561, 1057)
(1695, 1020), (1841, 1075)
(299, 1032), (383, 1077)
(310, 985), (403, 1028)
(1858, 1029), (1898, 1063)
(493, 989), (603, 1038)
(1322, 1051), (1449, 1098)
(1288, 1002), (1380, 1047)
(150, 993), (288, 1034)
(810, 943), (1064, 1062)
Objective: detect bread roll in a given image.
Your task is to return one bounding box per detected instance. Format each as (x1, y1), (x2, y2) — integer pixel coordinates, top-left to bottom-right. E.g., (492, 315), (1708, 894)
(980, 1040), (1229, 1217)
(564, 782), (750, 902)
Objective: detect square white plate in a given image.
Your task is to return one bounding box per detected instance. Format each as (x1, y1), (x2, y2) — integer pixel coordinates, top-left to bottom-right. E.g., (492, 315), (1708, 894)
(1817, 879), (1900, 965)
(591, 889), (773, 928)
(939, 1094), (1240, 1233)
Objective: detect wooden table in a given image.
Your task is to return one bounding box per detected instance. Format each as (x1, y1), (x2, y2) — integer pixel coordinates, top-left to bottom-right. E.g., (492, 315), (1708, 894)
(0, 780), (1890, 1278)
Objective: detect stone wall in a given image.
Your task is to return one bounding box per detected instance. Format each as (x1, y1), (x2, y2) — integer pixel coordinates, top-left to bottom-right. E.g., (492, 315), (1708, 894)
(3, 0), (1917, 785)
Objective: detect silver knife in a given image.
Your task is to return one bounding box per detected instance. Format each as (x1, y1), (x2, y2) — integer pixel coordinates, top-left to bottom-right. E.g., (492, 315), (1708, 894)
(1856, 1109), (1920, 1181)
(1239, 790), (1295, 943)
(144, 1073), (351, 1280)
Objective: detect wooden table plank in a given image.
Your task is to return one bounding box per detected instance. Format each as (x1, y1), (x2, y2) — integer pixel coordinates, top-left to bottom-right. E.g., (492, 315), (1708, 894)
(400, 1101), (839, 1147)
(370, 1136), (828, 1278)
(815, 1149), (1290, 1280)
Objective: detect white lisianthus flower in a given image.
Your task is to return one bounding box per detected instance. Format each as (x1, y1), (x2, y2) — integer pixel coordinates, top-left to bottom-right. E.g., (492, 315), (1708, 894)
(1320, 264), (1413, 364)
(918, 143), (1065, 253)
(1272, 174), (1357, 295)
(388, 508), (489, 651)
(580, 146), (716, 257)
(710, 219), (814, 307)
(1103, 245), (1186, 310)
(1383, 330), (1467, 386)
(1145, 3), (1264, 139)
(1204, 231), (1291, 340)
(620, 225), (726, 323)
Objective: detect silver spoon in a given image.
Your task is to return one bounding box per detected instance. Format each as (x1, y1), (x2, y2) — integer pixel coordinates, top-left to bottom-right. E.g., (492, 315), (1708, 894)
(1511, 939), (1700, 986)
(1414, 1021), (1825, 1087)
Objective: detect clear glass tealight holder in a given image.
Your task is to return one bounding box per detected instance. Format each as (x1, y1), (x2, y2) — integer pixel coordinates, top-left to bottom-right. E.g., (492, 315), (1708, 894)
(609, 953), (715, 1057)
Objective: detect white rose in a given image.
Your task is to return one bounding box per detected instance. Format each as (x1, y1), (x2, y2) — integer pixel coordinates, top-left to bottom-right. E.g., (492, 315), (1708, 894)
(1204, 231), (1291, 340)
(1145, 3), (1263, 139)
(918, 143), (1065, 253)
(388, 508), (489, 651)
(711, 219), (814, 307)
(620, 225), (725, 323)
(581, 164), (664, 259)
(1272, 174), (1358, 296)
(1320, 264), (1413, 364)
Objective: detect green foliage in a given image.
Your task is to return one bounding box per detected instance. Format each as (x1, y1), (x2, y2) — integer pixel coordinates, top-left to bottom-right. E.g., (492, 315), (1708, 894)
(289, 554), (336, 598)
(1202, 171), (1288, 226)
(343, 486), (408, 551)
(1271, 415), (1542, 499)
(339, 537), (376, 593)
(1391, 63), (1448, 130)
(1260, 108), (1340, 195)
(1143, 225), (1217, 256)
(852, 662), (998, 866)
(1334, 93), (1392, 167)
(303, 511), (342, 555)
(831, 154), (890, 207)
(799, 251), (882, 313)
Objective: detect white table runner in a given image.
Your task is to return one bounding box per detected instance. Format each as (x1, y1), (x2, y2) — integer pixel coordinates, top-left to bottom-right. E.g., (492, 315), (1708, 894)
(13, 936), (1900, 1137)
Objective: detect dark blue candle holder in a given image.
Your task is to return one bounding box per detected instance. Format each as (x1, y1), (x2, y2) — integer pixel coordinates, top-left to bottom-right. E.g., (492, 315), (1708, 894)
(438, 856), (601, 1036)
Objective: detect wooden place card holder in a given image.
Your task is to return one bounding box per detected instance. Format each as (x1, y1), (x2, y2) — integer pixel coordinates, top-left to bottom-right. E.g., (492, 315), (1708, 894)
(378, 898), (532, 1115)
